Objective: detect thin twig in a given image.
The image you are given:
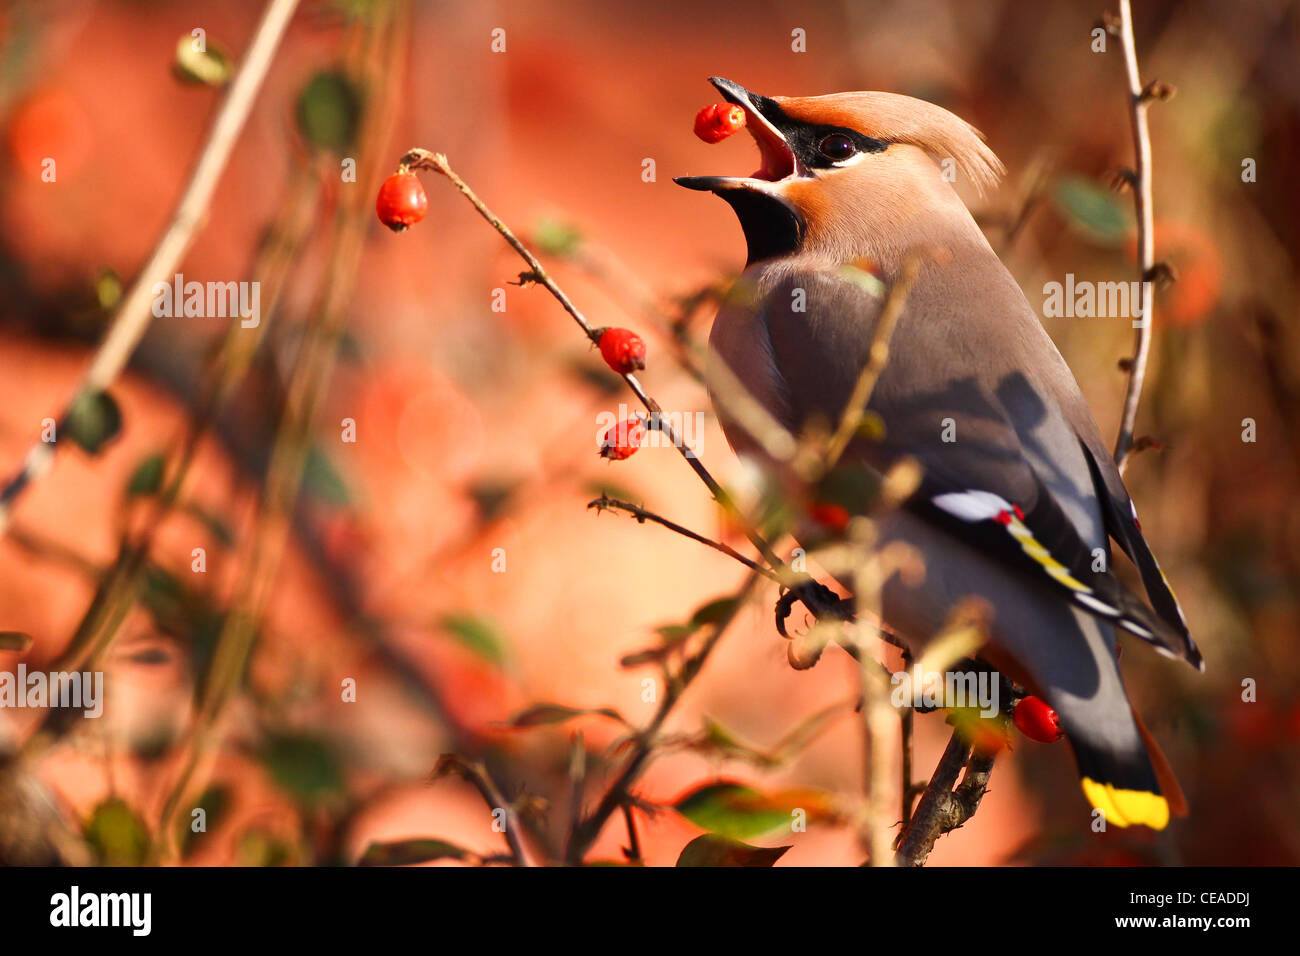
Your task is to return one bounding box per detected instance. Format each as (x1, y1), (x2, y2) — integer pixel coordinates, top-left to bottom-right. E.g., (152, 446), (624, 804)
(588, 495), (778, 580)
(0, 0), (303, 535)
(563, 732), (586, 864)
(820, 254), (923, 474)
(433, 756), (532, 866)
(848, 524), (900, 867)
(1111, 0), (1162, 473)
(900, 696), (915, 828)
(620, 803), (643, 864)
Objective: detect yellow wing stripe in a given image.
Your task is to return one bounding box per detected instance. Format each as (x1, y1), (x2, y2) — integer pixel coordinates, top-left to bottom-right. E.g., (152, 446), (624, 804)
(1007, 517), (1091, 592)
(1081, 778), (1170, 830)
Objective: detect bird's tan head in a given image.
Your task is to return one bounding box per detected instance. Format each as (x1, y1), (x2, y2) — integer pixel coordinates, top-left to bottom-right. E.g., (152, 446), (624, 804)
(676, 77), (1005, 267)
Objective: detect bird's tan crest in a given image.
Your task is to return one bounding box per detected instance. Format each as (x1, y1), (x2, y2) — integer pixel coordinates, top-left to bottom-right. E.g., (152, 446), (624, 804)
(775, 91), (1005, 194)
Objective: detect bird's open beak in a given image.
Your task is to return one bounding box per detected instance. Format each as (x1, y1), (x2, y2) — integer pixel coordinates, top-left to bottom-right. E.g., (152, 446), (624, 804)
(674, 77), (802, 193)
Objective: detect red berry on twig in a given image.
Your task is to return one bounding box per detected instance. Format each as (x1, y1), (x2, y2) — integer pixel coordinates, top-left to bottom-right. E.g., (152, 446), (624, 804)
(1012, 695), (1064, 743)
(600, 418), (646, 461)
(694, 103), (747, 144)
(376, 172), (428, 232)
(596, 327), (646, 375)
(809, 501), (850, 532)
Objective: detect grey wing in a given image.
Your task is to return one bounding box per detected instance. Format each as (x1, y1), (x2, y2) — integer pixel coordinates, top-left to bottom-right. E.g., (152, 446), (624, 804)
(723, 267), (1194, 662)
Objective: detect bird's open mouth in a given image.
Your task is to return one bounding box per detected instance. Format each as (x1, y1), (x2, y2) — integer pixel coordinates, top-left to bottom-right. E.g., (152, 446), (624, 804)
(675, 77), (802, 191)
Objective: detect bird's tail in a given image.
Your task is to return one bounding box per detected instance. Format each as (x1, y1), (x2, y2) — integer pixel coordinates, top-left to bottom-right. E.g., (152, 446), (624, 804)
(1054, 692), (1182, 830)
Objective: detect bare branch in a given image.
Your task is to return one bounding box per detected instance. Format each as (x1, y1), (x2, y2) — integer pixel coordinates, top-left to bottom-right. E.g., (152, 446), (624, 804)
(0, 0), (303, 535)
(1112, 0), (1164, 473)
(588, 495), (778, 580)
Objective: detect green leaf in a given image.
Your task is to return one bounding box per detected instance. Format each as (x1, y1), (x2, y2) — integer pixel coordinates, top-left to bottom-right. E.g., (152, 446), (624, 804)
(137, 566), (226, 684)
(295, 70), (363, 152)
(95, 268), (122, 311)
(674, 782), (793, 840)
(690, 597), (740, 627)
(814, 462), (883, 513)
(0, 631), (33, 652)
(325, 0), (381, 17)
(653, 623), (698, 643)
(303, 445), (351, 507)
(358, 838), (474, 866)
(235, 829), (294, 867)
(532, 216), (583, 256)
(84, 798), (150, 866)
(1053, 175), (1132, 245)
(65, 390), (122, 454)
(259, 733), (346, 806)
(501, 702), (627, 729)
(126, 454), (166, 496)
(676, 834), (790, 867)
(173, 34), (233, 86)
(439, 614), (506, 665)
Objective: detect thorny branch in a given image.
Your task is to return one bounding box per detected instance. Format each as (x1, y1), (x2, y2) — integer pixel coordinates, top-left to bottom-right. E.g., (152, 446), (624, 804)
(588, 494), (777, 580)
(1109, 0), (1172, 473)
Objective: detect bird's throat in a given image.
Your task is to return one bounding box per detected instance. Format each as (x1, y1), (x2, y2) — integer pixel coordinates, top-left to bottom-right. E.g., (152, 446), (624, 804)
(719, 190), (804, 266)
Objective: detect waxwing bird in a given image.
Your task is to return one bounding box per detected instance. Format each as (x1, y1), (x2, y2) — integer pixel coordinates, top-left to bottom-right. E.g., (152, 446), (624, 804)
(676, 77), (1202, 830)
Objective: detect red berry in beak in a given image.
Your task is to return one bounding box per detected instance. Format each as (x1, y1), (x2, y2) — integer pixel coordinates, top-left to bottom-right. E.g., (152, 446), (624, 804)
(599, 418), (646, 460)
(693, 103), (747, 144)
(1013, 695), (1064, 743)
(376, 172), (428, 232)
(597, 327), (646, 375)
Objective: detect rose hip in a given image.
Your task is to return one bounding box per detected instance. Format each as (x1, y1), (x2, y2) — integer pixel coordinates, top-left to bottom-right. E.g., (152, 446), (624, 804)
(694, 103), (747, 144)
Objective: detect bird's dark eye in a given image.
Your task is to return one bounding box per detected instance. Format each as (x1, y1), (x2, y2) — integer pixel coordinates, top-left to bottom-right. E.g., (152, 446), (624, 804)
(818, 133), (856, 161)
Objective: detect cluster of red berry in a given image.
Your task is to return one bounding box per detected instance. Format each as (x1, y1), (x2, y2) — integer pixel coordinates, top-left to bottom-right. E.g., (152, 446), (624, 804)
(595, 328), (647, 460)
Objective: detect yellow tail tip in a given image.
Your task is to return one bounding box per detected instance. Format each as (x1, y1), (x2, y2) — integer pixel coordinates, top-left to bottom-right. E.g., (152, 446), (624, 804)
(1081, 778), (1170, 830)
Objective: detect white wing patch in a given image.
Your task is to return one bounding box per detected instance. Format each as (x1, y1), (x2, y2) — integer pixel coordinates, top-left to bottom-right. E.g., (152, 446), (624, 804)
(932, 490), (1014, 523)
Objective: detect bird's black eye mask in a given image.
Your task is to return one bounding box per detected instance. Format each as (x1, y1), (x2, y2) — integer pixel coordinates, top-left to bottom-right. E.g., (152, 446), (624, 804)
(748, 93), (890, 170)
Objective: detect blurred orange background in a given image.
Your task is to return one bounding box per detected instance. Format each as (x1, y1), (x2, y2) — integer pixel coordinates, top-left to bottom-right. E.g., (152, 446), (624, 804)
(0, 0), (1297, 866)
